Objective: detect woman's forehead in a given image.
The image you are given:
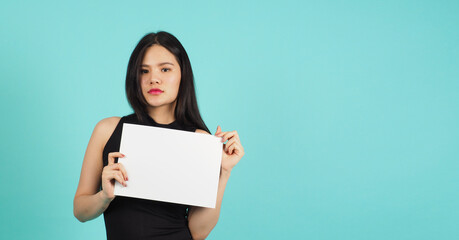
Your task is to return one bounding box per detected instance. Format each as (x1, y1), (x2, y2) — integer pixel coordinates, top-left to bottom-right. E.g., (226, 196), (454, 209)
(142, 45), (178, 65)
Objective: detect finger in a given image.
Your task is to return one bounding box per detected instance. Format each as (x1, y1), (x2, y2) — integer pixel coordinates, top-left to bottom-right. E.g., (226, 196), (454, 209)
(220, 131), (238, 143)
(117, 163), (128, 181)
(219, 132), (231, 142)
(215, 125), (222, 136)
(226, 140), (239, 155)
(225, 131), (240, 141)
(224, 137), (238, 151)
(109, 163), (128, 181)
(228, 144), (236, 155)
(113, 172), (126, 187)
(108, 152), (125, 165)
(234, 142), (244, 155)
(227, 141), (243, 155)
(104, 169), (125, 184)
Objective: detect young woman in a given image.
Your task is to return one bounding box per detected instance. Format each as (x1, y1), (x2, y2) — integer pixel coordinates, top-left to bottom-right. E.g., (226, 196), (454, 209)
(73, 31), (244, 240)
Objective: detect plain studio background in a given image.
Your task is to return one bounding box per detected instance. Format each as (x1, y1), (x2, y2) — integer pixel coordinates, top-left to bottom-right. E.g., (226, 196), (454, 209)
(1, 1), (458, 239)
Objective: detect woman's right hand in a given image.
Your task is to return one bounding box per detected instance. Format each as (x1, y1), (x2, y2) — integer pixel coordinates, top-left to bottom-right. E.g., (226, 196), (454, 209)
(101, 152), (128, 202)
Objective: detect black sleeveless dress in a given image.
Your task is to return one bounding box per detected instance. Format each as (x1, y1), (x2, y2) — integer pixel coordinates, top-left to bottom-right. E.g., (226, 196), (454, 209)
(102, 113), (196, 240)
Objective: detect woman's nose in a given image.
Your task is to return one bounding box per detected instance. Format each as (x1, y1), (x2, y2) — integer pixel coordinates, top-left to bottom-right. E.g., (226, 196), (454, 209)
(149, 73), (161, 84)
(149, 78), (160, 84)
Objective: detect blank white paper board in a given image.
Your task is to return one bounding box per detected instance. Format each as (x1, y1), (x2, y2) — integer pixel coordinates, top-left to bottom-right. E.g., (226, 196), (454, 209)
(113, 123), (222, 208)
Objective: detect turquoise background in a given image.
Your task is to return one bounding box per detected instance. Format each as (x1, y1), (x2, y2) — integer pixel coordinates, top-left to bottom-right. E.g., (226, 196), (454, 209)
(1, 0), (458, 239)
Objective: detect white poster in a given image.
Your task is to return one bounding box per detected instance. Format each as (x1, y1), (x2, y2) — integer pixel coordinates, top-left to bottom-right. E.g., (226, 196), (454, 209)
(114, 123), (222, 208)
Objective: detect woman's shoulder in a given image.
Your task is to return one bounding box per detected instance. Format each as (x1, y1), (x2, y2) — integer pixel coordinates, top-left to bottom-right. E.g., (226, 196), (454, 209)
(195, 129), (210, 135)
(96, 113), (138, 128)
(96, 116), (122, 130)
(92, 116), (123, 144)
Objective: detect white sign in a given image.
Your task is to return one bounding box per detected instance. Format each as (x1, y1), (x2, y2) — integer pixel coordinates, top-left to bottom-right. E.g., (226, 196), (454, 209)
(114, 123), (222, 208)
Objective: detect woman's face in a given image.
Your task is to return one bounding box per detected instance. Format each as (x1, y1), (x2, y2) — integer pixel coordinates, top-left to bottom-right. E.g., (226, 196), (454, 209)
(140, 44), (181, 111)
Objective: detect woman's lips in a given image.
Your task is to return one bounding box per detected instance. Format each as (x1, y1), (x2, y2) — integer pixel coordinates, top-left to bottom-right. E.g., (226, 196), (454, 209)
(148, 88), (163, 95)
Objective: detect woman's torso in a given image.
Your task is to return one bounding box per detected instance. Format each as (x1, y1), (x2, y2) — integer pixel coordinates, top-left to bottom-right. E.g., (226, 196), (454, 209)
(102, 113), (196, 240)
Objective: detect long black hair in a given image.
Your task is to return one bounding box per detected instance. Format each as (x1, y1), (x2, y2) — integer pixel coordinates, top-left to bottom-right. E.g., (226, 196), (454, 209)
(125, 31), (210, 133)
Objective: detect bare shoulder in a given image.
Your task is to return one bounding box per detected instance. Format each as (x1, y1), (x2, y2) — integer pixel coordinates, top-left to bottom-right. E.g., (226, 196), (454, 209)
(195, 129), (210, 135)
(92, 116), (122, 144)
(75, 116), (122, 198)
(96, 116), (121, 129)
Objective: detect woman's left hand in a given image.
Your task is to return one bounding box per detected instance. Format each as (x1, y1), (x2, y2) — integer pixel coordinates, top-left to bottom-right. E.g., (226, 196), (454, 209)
(215, 126), (245, 174)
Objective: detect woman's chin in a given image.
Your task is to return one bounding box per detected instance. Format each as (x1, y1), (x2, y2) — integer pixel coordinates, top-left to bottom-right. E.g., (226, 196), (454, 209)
(146, 102), (174, 109)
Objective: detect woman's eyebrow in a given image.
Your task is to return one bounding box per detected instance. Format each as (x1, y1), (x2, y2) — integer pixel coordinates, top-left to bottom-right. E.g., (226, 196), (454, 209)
(158, 62), (174, 66)
(141, 62), (174, 67)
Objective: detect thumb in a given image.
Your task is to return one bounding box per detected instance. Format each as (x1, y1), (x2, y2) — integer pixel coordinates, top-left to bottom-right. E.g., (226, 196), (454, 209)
(215, 125), (222, 136)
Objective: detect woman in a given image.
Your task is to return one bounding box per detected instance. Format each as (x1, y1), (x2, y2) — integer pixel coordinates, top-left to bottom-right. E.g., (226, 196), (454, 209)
(73, 31), (244, 240)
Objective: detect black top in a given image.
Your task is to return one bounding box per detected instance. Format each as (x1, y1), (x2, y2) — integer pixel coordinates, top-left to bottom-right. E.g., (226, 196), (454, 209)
(102, 113), (197, 240)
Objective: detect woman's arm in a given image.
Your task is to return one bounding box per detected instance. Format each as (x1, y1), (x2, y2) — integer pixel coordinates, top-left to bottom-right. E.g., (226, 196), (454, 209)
(73, 190), (112, 222)
(73, 117), (124, 222)
(188, 170), (231, 240)
(188, 127), (244, 239)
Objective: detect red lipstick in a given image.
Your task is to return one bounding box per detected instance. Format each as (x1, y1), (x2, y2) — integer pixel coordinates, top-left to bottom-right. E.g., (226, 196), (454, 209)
(148, 88), (163, 95)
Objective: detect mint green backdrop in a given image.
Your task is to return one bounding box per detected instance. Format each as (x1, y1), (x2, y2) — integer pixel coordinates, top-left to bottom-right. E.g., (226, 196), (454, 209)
(1, 1), (458, 239)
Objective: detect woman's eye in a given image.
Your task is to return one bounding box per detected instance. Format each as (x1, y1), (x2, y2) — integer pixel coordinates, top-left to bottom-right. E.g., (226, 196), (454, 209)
(161, 68), (170, 72)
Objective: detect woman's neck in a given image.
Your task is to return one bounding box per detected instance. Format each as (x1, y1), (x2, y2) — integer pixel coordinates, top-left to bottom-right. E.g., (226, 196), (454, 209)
(146, 102), (176, 124)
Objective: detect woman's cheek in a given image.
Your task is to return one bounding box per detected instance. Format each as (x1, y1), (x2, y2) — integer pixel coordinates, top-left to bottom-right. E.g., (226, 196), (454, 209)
(169, 76), (181, 92)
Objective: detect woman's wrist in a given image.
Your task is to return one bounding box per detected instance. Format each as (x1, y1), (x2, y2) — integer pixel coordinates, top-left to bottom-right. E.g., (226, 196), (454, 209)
(220, 168), (231, 178)
(98, 190), (113, 205)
